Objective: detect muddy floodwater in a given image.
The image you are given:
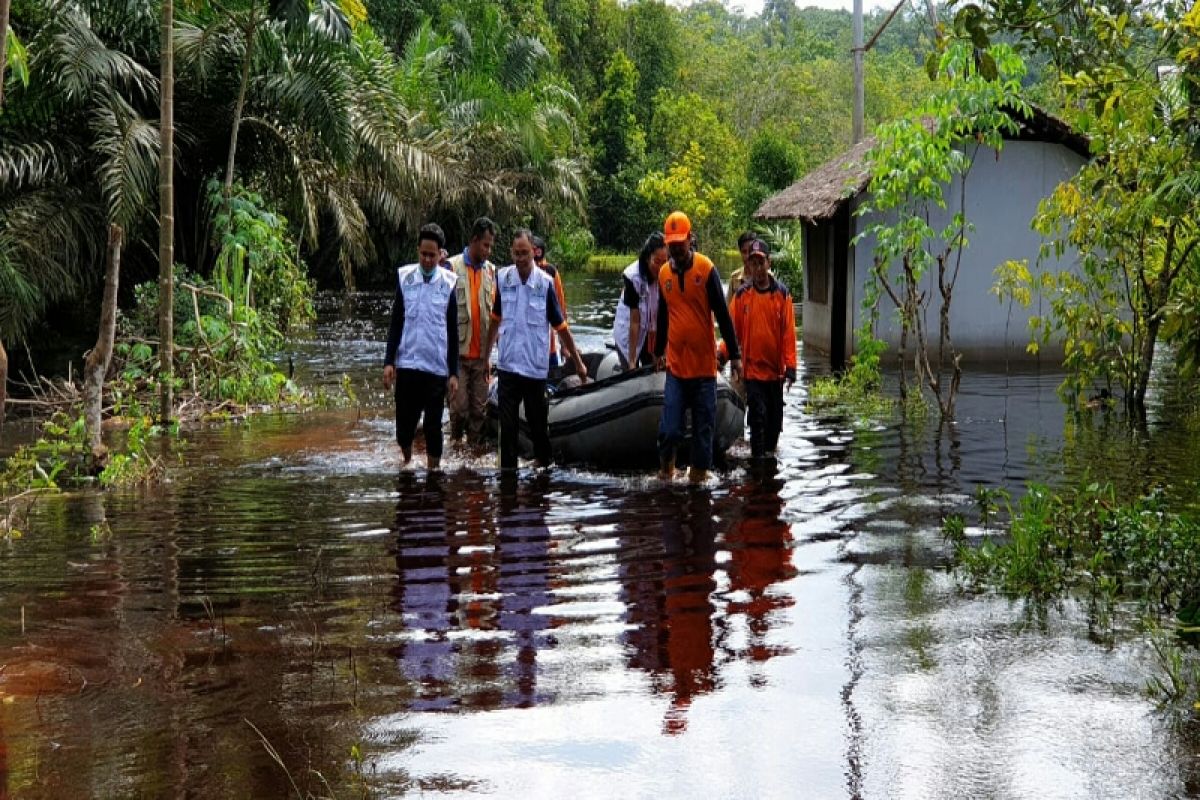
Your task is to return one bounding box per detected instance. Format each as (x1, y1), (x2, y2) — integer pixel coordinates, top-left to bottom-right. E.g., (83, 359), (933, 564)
(1, 275), (1198, 798)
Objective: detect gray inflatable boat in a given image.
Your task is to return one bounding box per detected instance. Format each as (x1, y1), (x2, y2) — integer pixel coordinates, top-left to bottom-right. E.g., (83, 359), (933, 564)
(490, 351), (746, 468)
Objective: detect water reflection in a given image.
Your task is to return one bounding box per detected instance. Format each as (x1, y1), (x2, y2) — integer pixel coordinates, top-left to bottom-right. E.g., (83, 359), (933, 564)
(392, 473), (557, 712)
(724, 474), (796, 680)
(655, 488), (719, 735)
(0, 286), (1197, 797)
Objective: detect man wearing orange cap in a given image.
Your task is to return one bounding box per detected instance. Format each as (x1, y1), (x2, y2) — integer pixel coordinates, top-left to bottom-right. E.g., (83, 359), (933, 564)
(653, 211), (741, 483)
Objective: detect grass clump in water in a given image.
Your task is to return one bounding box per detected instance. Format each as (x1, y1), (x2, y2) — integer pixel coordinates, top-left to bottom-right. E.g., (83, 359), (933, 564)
(805, 333), (897, 425)
(944, 481), (1200, 715)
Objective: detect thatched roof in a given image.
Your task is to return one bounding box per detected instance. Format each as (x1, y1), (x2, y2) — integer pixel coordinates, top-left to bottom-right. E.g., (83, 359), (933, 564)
(755, 106), (1089, 223)
(754, 137), (876, 223)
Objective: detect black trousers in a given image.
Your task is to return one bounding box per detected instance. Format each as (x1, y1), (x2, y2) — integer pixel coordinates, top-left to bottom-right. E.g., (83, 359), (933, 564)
(497, 369), (551, 470)
(745, 379), (784, 458)
(395, 368), (448, 459)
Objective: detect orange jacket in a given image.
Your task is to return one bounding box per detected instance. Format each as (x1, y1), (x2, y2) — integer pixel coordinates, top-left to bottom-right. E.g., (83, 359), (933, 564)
(725, 278), (797, 382)
(654, 253), (739, 379)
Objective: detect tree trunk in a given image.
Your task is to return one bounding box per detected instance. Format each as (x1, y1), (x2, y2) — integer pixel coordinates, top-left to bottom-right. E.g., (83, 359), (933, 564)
(0, 337), (7, 427)
(1133, 318), (1159, 411)
(223, 1), (257, 195)
(158, 0), (175, 424)
(84, 225), (123, 463)
(0, 0), (11, 108)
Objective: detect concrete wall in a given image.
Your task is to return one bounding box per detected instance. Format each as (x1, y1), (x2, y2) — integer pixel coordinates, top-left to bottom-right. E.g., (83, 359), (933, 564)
(846, 139), (1085, 363)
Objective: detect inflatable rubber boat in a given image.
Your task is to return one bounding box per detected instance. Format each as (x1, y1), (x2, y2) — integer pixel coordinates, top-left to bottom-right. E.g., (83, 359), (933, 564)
(489, 351), (745, 468)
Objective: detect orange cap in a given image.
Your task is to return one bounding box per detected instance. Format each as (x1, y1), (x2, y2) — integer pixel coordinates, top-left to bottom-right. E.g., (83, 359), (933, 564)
(663, 211), (691, 244)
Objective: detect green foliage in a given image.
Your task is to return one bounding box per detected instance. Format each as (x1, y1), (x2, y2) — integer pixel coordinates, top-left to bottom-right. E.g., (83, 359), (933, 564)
(591, 50), (644, 178)
(211, 181), (314, 335)
(948, 481), (1200, 621)
(547, 226), (594, 271)
(646, 89), (741, 184)
(3, 28), (30, 92)
(747, 127), (802, 192)
(623, 0), (681, 125)
(805, 369), (894, 426)
(0, 411), (163, 495)
(636, 143), (734, 252)
(1021, 6), (1200, 410)
(0, 414), (88, 494)
(856, 41), (1029, 418)
(758, 223), (803, 288)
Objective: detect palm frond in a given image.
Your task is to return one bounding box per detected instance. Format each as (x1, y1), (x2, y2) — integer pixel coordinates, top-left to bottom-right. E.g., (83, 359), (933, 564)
(255, 35), (354, 163)
(89, 91), (160, 229)
(0, 187), (105, 339)
(0, 137), (85, 192)
(42, 6), (157, 104)
(500, 35), (549, 91)
(309, 0), (351, 44)
(174, 17), (240, 87)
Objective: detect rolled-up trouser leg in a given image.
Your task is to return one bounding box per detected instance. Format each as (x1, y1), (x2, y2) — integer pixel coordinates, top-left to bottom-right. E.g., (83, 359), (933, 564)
(449, 360), (471, 440)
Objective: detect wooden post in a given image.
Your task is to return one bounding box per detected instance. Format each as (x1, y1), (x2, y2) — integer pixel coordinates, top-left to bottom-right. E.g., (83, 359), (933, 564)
(158, 0), (175, 424)
(84, 225), (123, 463)
(852, 0), (864, 144)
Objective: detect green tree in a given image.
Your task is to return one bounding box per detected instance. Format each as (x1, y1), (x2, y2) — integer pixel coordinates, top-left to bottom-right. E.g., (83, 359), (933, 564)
(1020, 3), (1200, 411)
(646, 89), (741, 184)
(590, 49), (648, 249)
(857, 42), (1029, 418)
(624, 0), (680, 127)
(637, 142), (734, 250)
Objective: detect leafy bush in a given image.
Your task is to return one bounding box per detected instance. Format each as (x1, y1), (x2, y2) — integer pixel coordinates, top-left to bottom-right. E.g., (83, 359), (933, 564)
(548, 227), (595, 271)
(759, 223), (804, 288)
(209, 180), (314, 336)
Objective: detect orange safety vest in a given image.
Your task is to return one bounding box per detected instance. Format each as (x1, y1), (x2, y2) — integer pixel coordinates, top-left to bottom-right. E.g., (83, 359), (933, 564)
(658, 253), (720, 379)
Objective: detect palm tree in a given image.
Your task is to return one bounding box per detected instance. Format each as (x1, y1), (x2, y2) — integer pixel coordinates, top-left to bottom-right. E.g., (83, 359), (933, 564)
(158, 0), (175, 423)
(0, 0), (159, 372)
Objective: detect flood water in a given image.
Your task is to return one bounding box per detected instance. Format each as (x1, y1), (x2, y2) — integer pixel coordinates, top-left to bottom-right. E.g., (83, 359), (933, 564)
(1, 273), (1198, 798)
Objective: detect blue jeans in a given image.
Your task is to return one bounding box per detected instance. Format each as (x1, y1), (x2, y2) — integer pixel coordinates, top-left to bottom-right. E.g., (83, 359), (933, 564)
(658, 373), (716, 470)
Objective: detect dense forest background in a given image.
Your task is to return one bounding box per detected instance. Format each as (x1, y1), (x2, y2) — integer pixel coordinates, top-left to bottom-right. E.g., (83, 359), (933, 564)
(1, 0), (945, 313)
(5, 0), (1199, 414)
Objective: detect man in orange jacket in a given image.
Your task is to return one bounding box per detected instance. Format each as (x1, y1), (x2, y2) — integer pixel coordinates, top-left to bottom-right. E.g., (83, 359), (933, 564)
(724, 239), (796, 460)
(654, 211), (741, 483)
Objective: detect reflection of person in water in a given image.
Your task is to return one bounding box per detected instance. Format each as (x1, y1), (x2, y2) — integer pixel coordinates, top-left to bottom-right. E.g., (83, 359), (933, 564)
(724, 476), (796, 685)
(391, 471), (460, 711)
(495, 478), (555, 708)
(617, 488), (721, 735)
(391, 472), (555, 712)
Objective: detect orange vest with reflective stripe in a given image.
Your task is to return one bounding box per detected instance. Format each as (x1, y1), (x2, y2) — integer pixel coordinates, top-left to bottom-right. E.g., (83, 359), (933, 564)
(658, 253), (719, 379)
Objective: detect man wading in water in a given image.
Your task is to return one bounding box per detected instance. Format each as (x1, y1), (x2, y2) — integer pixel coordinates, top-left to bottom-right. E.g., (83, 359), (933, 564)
(654, 211), (741, 484)
(383, 223), (460, 470)
(448, 217), (498, 446)
(486, 229), (586, 472)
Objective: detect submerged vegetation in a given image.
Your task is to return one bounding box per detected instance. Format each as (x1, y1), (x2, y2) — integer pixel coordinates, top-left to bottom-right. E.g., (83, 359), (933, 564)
(945, 482), (1200, 715)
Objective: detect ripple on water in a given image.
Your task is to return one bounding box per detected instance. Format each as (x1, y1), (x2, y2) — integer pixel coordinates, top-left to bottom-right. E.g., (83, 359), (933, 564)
(1, 287), (1197, 798)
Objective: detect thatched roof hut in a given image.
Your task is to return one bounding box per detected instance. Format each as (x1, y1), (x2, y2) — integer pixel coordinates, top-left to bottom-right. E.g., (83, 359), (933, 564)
(754, 106), (1088, 223)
